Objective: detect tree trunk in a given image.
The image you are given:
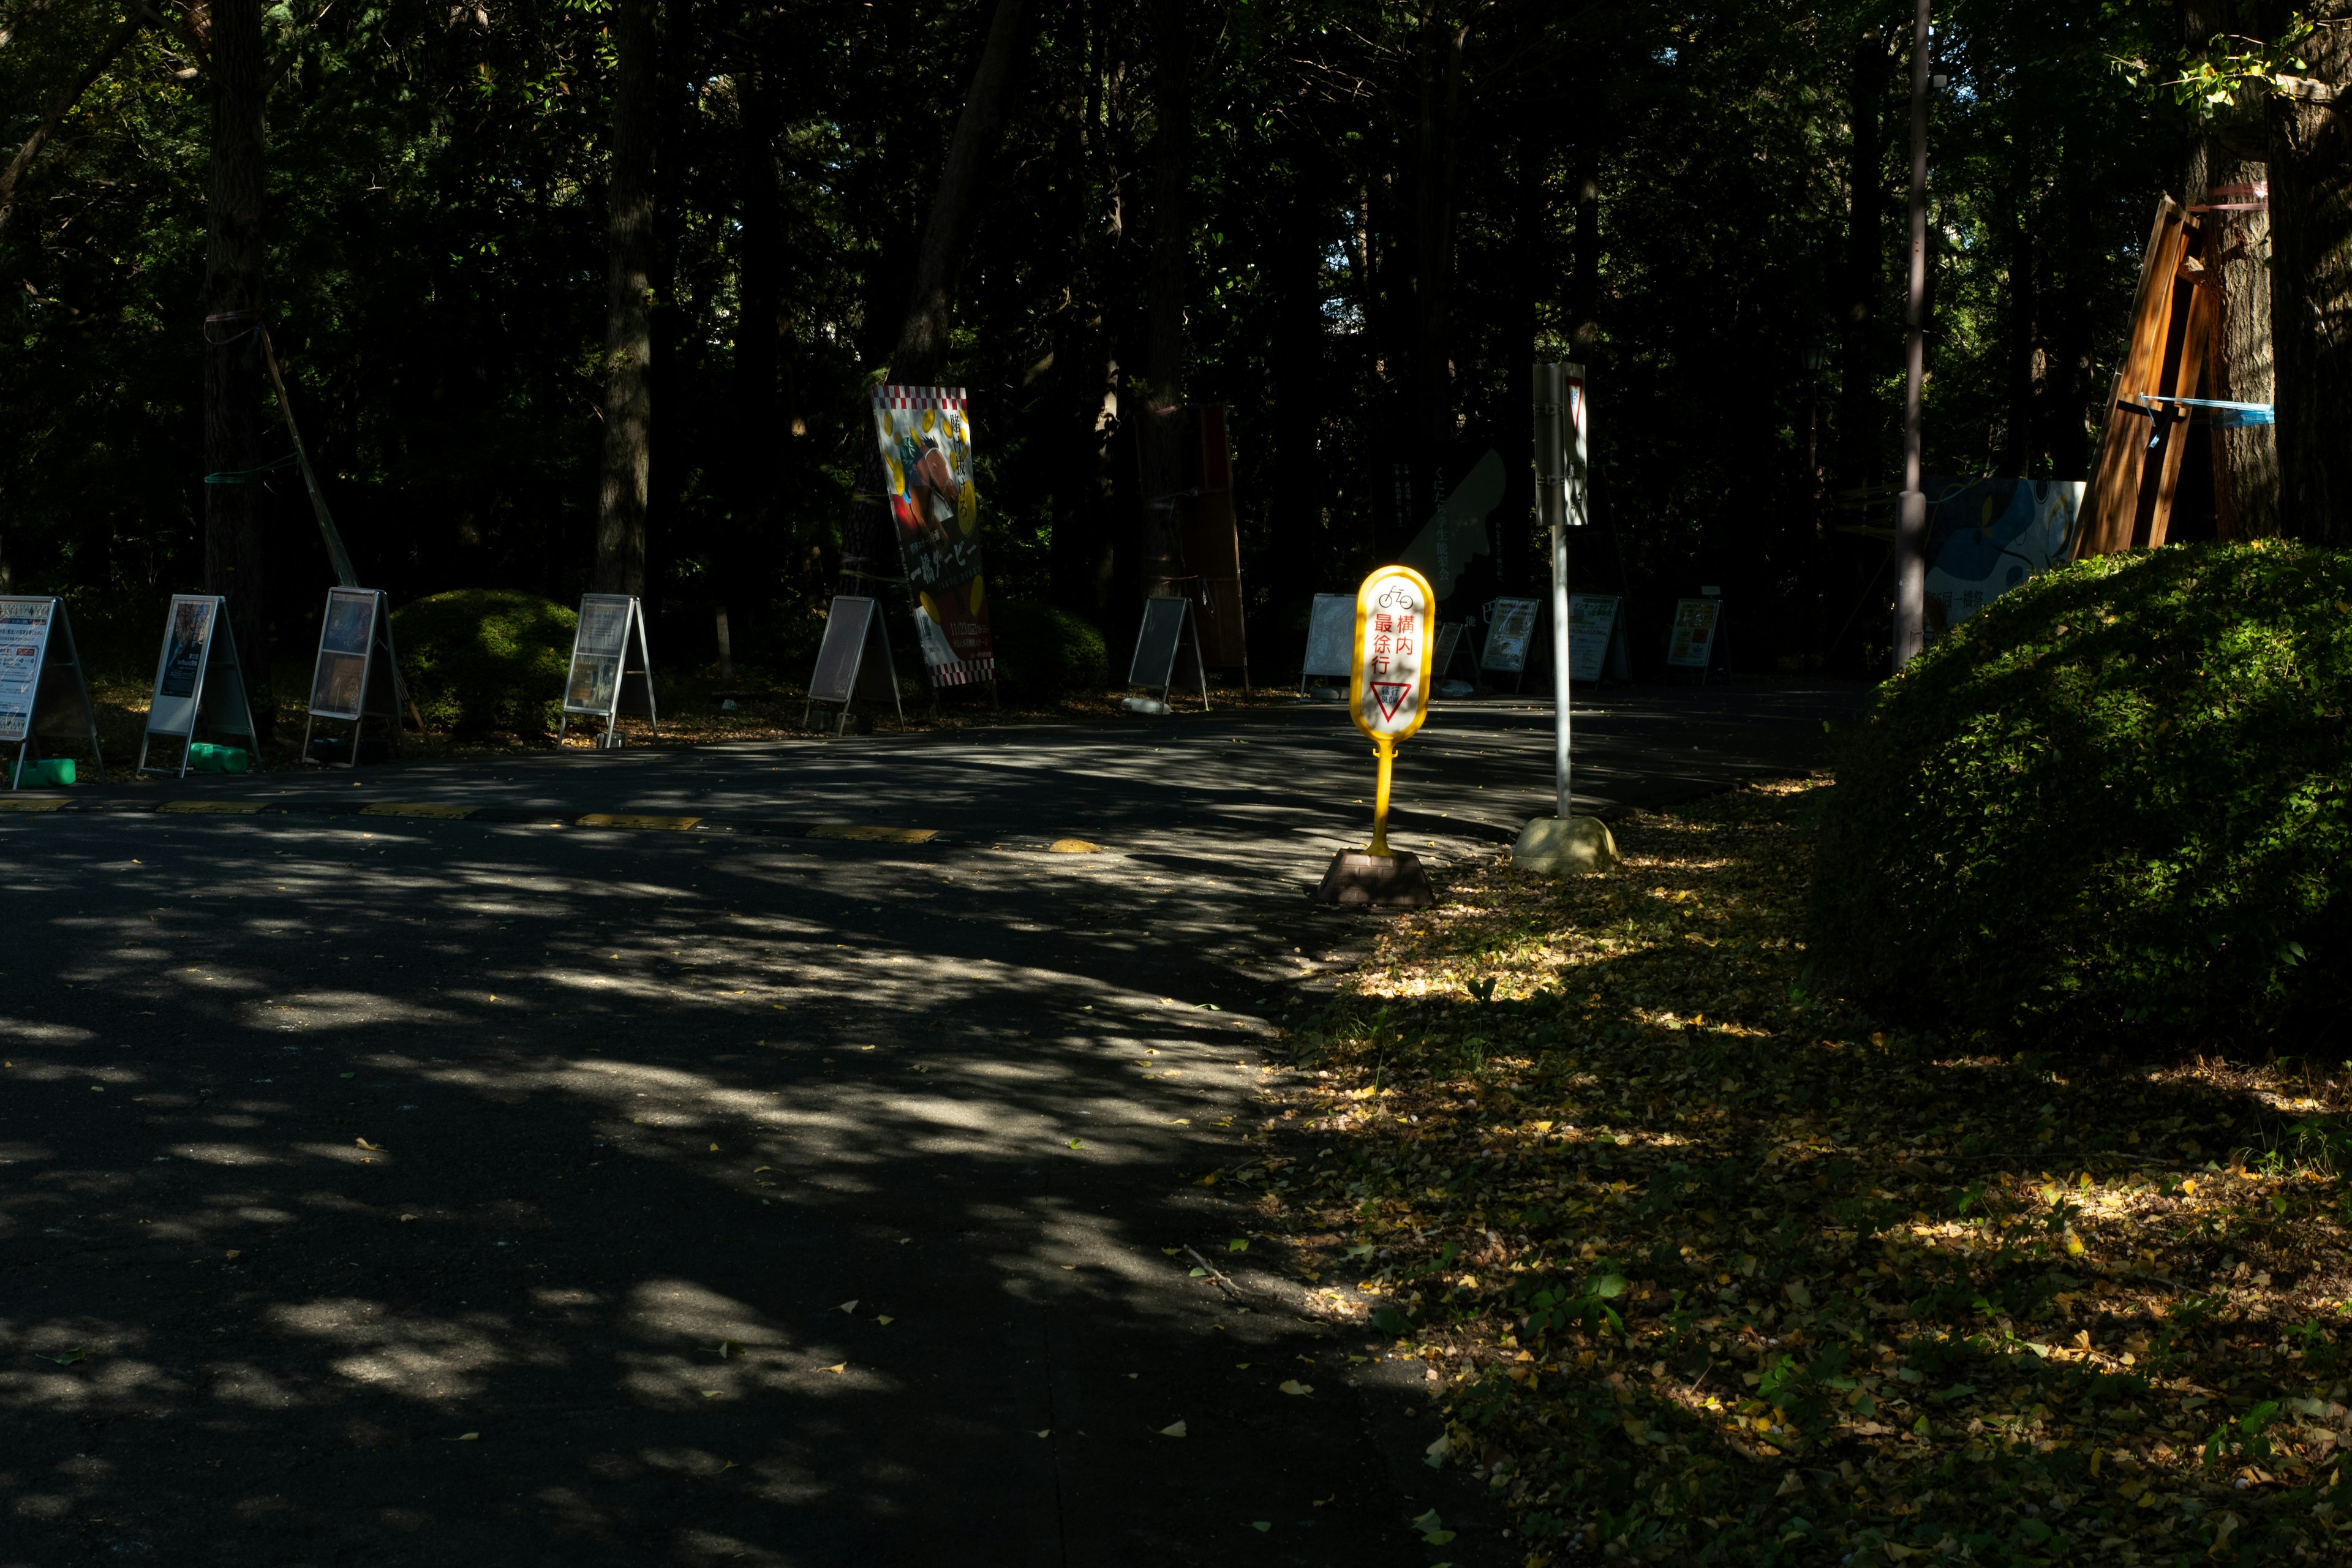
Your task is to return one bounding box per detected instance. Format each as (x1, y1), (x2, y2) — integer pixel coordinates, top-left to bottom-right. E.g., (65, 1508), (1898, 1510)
(1135, 0), (1192, 593)
(1836, 25), (1893, 488)
(203, 0), (270, 740)
(0, 6), (144, 241)
(732, 58), (785, 627)
(2182, 0), (2279, 536)
(2267, 0), (2352, 542)
(887, 0), (1029, 386)
(593, 0), (656, 596)
(1409, 18), (1468, 455)
(2002, 141), (2037, 474)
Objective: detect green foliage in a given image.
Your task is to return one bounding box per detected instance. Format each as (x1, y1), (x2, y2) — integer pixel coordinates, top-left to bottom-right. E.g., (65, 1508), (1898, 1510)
(987, 600), (1107, 699)
(1809, 541), (2352, 1047)
(390, 589), (575, 737)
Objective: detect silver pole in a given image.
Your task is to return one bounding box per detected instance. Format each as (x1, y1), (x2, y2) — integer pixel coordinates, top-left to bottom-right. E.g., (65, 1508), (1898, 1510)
(1533, 361), (1582, 820)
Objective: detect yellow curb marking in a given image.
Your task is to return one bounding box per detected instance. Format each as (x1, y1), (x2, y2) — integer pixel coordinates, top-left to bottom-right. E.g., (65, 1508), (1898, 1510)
(1048, 838), (1104, 854)
(0, 797), (70, 812)
(157, 801), (266, 815)
(808, 824), (937, 843)
(577, 812), (702, 831)
(361, 802), (477, 820)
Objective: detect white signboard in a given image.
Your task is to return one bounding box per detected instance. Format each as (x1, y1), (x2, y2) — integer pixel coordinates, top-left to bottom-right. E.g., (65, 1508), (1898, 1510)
(1665, 598), (1724, 669)
(1352, 566), (1436, 741)
(1480, 597), (1542, 673)
(149, 594), (219, 739)
(0, 597), (56, 744)
(1568, 594), (1628, 682)
(137, 594), (259, 776)
(558, 593), (659, 747)
(1299, 592), (1355, 688)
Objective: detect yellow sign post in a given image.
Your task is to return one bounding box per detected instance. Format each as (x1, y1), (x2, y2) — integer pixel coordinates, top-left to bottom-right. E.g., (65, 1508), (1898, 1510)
(1314, 565), (1438, 907)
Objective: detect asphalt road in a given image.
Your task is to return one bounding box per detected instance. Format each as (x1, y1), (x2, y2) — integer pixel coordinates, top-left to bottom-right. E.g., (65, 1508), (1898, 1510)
(0, 683), (1859, 1567)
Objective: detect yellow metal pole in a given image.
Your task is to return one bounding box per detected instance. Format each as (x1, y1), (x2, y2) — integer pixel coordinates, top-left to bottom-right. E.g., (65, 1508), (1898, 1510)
(1370, 734), (1395, 856)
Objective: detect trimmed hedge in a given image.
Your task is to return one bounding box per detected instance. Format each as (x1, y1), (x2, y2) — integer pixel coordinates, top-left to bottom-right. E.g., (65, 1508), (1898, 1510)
(391, 589), (576, 736)
(989, 600), (1109, 698)
(1808, 540), (2352, 1049)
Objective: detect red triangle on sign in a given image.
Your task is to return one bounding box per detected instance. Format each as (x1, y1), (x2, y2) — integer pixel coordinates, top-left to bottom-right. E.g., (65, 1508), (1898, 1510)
(1369, 681), (1411, 720)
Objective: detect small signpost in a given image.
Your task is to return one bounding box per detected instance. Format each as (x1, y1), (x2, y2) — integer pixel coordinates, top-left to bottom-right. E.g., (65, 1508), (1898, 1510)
(301, 587), (407, 766)
(1, 596), (102, 788)
(1126, 595), (1208, 711)
(557, 594), (658, 747)
(1479, 596), (1543, 692)
(138, 594), (260, 777)
(1665, 594), (1728, 682)
(803, 595), (906, 734)
(1567, 592), (1631, 682)
(1512, 360), (1618, 875)
(1313, 564), (1436, 909)
(1297, 592), (1354, 695)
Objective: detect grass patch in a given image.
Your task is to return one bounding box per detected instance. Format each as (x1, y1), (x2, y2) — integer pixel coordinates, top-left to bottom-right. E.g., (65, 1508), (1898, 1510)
(1243, 778), (2352, 1564)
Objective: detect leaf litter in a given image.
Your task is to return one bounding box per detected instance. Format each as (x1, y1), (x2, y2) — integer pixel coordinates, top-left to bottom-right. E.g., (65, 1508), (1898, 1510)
(1219, 779), (2352, 1564)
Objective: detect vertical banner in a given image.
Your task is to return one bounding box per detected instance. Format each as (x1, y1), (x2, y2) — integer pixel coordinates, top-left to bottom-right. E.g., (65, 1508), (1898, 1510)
(872, 385), (995, 687)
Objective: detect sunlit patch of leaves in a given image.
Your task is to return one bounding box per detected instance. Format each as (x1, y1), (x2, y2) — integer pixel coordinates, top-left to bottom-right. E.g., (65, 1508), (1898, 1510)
(1228, 778), (2352, 1565)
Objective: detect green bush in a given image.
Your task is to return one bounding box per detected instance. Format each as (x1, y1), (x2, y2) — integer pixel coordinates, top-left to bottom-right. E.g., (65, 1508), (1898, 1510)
(989, 600), (1109, 698)
(390, 589), (576, 736)
(1808, 540), (2352, 1050)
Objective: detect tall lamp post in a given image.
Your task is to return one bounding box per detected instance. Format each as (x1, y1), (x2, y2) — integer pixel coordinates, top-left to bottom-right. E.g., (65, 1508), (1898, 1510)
(1892, 0), (1932, 671)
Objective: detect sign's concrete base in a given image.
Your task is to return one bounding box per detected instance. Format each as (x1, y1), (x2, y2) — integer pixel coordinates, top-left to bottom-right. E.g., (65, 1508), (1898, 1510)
(1512, 814), (1619, 874)
(1313, 850), (1436, 909)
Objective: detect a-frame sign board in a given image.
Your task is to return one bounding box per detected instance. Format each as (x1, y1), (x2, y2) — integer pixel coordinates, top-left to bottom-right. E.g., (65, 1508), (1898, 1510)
(301, 587), (407, 767)
(137, 594), (261, 777)
(1128, 594), (1209, 711)
(557, 594), (659, 748)
(1, 597), (104, 788)
(802, 595), (907, 734)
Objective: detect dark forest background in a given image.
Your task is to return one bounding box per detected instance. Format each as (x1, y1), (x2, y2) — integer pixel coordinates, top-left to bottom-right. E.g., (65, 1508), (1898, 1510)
(0, 0), (2185, 684)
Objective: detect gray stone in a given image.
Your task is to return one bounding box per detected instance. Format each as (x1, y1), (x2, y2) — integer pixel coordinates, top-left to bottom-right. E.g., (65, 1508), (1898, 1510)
(1512, 814), (1619, 874)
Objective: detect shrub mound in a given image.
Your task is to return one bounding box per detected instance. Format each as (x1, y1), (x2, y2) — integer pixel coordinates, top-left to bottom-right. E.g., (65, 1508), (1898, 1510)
(987, 600), (1108, 698)
(391, 589), (576, 736)
(1809, 540), (2352, 1049)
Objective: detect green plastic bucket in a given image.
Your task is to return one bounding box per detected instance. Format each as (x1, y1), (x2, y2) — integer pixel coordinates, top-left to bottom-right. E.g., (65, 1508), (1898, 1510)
(10, 758), (75, 788)
(187, 743), (251, 774)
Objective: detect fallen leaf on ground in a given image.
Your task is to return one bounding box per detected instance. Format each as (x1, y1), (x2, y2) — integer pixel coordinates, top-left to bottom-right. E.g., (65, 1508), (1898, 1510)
(835, 1300), (858, 1314)
(821, 1363), (846, 1375)
(1278, 1379), (1313, 1396)
(355, 1138), (382, 1151)
(50, 1348), (86, 1365)
(876, 1315), (895, 1326)
(1159, 1420), (1187, 1438)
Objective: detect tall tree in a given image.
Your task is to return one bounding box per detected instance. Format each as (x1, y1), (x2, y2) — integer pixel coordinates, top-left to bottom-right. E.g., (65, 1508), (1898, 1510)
(593, 0), (657, 596)
(2180, 0), (2277, 535)
(1835, 21), (1894, 492)
(729, 49), (786, 659)
(2267, 0), (2352, 542)
(888, 0), (1030, 386)
(203, 0), (270, 736)
(1135, 0), (1193, 593)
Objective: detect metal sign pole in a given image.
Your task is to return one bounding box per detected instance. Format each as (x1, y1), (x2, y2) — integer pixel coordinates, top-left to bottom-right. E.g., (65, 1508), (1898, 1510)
(1515, 363), (1615, 875)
